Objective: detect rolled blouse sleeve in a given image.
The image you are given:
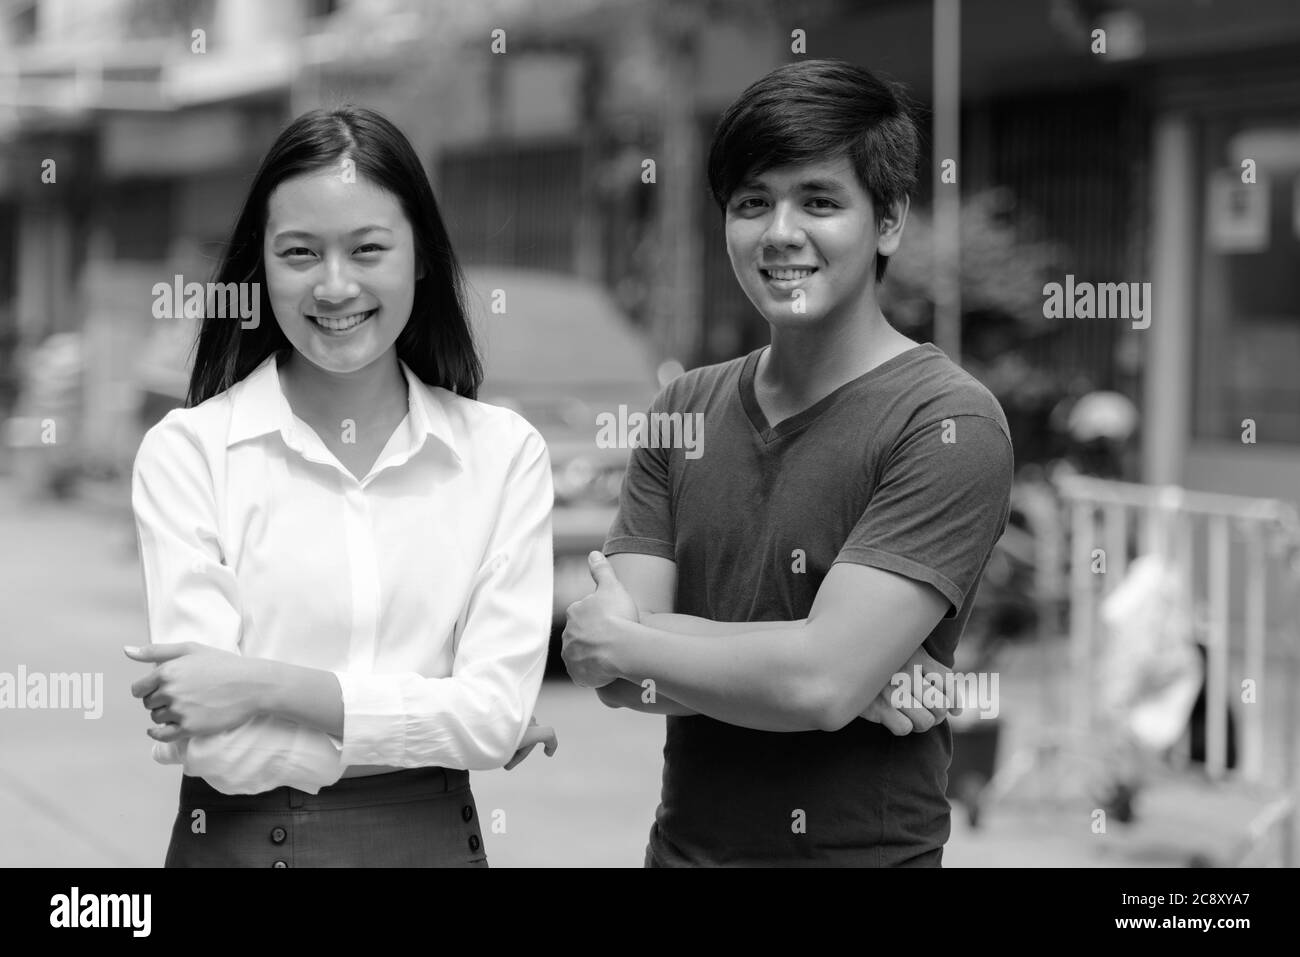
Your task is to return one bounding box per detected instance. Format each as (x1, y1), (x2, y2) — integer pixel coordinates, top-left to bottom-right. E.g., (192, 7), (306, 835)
(132, 412), (343, 794)
(330, 422), (553, 770)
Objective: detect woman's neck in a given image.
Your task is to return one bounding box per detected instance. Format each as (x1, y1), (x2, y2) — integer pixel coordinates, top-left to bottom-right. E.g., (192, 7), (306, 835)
(277, 348), (408, 432)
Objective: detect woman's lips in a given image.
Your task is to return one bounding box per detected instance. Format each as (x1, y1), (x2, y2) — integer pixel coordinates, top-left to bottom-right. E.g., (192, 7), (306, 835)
(307, 309), (376, 334)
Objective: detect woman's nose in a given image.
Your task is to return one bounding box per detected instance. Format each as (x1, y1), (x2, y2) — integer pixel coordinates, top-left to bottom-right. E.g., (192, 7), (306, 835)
(312, 256), (360, 304)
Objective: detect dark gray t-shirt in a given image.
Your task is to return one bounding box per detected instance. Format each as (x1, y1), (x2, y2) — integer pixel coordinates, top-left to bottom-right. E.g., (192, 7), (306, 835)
(604, 342), (1014, 866)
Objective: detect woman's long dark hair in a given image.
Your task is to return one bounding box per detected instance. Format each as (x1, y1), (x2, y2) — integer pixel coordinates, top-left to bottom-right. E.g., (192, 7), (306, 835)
(186, 106), (481, 406)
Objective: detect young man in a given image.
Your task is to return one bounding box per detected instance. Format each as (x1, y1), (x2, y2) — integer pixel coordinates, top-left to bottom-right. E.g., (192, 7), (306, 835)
(563, 59), (1014, 866)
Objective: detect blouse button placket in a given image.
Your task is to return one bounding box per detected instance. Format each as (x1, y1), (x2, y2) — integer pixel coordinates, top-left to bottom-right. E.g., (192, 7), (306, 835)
(341, 474), (381, 673)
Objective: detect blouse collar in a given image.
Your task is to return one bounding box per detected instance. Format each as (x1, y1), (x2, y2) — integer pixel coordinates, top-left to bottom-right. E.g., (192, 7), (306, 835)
(226, 352), (462, 467)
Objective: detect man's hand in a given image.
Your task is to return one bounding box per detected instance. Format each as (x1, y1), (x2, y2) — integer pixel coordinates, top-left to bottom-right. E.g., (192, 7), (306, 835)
(561, 551), (639, 689)
(126, 642), (267, 743)
(860, 645), (956, 735)
(504, 716), (558, 770)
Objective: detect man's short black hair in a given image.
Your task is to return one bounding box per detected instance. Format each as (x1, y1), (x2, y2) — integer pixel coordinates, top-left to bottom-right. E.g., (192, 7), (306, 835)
(707, 59), (920, 283)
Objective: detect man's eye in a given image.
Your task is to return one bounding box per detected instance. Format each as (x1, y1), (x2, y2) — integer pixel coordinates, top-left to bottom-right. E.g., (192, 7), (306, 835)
(733, 197), (766, 211)
(808, 197), (838, 209)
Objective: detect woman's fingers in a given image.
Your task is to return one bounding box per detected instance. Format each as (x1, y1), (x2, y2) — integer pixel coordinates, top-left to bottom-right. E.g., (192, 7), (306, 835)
(150, 706), (179, 726)
(504, 724), (559, 770)
(503, 743), (535, 771)
(534, 725), (558, 756)
(130, 670), (163, 700)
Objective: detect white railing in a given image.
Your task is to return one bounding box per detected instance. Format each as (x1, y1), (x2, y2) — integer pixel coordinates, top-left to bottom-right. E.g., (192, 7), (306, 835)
(1057, 475), (1300, 864)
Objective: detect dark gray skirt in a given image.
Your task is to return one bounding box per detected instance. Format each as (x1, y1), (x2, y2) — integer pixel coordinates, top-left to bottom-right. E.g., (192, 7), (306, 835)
(164, 767), (488, 868)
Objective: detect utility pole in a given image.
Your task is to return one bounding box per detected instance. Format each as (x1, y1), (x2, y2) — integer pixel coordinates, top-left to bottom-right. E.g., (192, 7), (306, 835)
(651, 0), (703, 365)
(933, 0), (961, 362)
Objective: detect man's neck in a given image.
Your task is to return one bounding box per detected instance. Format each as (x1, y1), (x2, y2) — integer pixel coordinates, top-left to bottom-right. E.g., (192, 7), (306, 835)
(277, 348), (408, 434)
(758, 303), (916, 409)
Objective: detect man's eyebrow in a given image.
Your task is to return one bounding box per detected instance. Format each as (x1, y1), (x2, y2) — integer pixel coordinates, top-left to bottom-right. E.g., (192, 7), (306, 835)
(796, 178), (850, 194)
(272, 226), (394, 241)
(733, 177), (851, 195)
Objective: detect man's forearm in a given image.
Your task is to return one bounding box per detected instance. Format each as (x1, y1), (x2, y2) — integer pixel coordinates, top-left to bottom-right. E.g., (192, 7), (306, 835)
(644, 614), (803, 636)
(611, 619), (825, 732)
(595, 678), (697, 714)
(597, 614), (805, 714)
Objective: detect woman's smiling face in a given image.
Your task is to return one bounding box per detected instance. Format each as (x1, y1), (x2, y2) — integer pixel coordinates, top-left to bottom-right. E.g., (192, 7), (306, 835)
(264, 168), (418, 374)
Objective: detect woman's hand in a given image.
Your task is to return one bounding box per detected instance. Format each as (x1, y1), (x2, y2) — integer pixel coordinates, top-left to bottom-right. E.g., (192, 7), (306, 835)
(503, 716), (558, 770)
(125, 642), (269, 743)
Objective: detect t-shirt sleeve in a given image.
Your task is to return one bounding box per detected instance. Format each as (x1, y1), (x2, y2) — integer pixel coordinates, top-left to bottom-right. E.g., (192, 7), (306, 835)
(603, 385), (676, 561)
(834, 413), (1014, 617)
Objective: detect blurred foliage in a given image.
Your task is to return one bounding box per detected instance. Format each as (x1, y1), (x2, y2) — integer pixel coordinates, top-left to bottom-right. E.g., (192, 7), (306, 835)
(882, 187), (1075, 464)
(885, 188), (1064, 333)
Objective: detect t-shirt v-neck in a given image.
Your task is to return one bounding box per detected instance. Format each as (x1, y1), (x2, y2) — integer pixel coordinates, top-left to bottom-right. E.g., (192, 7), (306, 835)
(738, 343), (937, 443)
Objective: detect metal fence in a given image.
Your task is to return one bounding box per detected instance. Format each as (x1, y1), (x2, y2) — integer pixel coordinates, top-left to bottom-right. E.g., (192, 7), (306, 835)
(1058, 474), (1300, 863)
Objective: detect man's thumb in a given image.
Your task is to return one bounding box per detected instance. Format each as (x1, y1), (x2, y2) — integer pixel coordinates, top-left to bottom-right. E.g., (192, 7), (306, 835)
(588, 551), (620, 588)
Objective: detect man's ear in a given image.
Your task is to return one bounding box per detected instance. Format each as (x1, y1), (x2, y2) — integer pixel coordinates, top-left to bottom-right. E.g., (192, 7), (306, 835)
(876, 195), (910, 258)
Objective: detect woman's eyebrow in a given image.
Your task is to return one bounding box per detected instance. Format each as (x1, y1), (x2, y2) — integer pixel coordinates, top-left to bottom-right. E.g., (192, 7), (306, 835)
(272, 226), (394, 241)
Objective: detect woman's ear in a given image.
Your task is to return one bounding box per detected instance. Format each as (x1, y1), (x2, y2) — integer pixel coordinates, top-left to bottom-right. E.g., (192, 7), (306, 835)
(416, 261), (427, 281)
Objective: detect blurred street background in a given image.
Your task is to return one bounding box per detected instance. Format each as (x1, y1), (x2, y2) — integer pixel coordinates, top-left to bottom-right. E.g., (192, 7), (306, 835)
(3, 0), (1300, 867)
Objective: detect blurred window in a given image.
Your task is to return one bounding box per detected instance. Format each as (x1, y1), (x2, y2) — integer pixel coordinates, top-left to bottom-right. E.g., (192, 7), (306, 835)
(124, 0), (216, 39)
(105, 179), (173, 262)
(438, 142), (579, 273)
(305, 0), (341, 20)
(1194, 115), (1300, 444)
(10, 2), (37, 43)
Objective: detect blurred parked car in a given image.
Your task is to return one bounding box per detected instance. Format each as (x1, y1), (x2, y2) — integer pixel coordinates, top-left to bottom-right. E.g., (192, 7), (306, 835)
(463, 267), (662, 667)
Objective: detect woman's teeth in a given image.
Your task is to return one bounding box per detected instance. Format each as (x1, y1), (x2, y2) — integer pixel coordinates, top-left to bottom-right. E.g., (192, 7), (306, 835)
(310, 310), (374, 332)
(764, 268), (817, 281)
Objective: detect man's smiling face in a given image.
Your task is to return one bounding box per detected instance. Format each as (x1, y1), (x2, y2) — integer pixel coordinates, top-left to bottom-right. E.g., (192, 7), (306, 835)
(725, 157), (901, 329)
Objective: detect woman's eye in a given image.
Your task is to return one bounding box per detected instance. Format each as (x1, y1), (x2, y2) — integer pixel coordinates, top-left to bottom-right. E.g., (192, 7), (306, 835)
(281, 247), (314, 258)
(355, 244), (386, 254)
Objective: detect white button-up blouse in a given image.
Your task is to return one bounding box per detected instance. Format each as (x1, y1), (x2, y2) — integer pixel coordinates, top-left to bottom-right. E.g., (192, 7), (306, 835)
(130, 351), (553, 795)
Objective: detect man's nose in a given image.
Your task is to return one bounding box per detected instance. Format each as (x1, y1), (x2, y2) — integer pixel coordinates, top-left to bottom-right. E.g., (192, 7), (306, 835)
(761, 202), (806, 250)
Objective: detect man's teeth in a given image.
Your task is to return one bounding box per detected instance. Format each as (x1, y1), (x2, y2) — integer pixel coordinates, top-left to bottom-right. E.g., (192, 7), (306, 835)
(312, 311), (372, 330)
(766, 268), (815, 280)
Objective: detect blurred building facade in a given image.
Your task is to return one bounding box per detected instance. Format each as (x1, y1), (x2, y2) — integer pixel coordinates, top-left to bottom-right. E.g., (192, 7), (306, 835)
(0, 0), (1298, 507)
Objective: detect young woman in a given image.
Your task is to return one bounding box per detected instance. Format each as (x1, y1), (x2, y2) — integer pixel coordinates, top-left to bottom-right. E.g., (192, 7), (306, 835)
(126, 106), (556, 867)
